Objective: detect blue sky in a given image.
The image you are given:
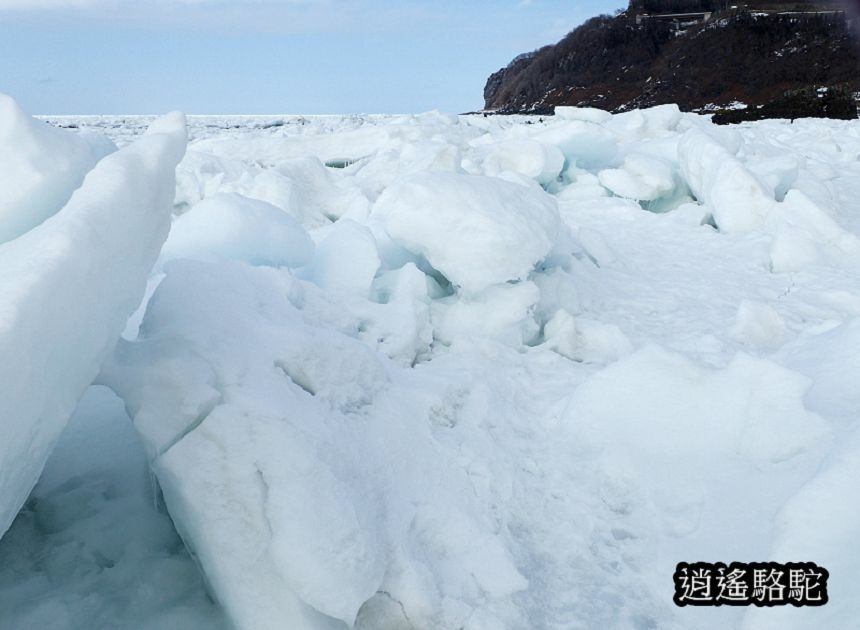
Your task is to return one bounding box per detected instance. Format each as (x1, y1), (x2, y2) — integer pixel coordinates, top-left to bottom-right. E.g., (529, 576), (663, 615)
(0, 0), (626, 114)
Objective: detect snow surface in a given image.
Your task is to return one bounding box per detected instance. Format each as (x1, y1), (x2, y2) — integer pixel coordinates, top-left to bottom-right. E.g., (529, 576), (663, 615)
(3, 104), (860, 629)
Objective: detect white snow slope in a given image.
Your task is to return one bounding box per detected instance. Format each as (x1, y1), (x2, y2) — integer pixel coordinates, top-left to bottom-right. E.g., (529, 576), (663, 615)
(0, 102), (186, 542)
(3, 104), (860, 630)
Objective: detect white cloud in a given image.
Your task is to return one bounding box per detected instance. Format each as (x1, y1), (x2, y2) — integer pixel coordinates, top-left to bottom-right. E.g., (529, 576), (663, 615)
(0, 0), (99, 8)
(0, 0), (327, 10)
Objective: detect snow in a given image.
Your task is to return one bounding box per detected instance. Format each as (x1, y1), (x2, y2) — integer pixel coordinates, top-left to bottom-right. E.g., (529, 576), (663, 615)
(3, 103), (860, 630)
(0, 103), (186, 542)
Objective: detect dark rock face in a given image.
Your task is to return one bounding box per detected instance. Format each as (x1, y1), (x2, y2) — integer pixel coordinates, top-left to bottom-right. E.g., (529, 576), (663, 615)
(484, 0), (859, 118)
(712, 84), (858, 123)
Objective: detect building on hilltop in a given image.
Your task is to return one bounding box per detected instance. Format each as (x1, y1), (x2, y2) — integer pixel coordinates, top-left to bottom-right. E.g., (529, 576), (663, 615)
(628, 0), (728, 13)
(629, 0), (843, 15)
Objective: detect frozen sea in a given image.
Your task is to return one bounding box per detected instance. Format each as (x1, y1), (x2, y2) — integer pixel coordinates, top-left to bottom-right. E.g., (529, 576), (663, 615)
(1, 104), (859, 630)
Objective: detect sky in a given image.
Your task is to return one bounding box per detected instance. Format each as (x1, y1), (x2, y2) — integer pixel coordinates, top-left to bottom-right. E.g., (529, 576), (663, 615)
(0, 0), (627, 114)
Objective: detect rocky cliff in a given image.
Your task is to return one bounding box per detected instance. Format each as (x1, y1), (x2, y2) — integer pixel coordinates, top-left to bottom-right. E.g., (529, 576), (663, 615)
(484, 0), (859, 117)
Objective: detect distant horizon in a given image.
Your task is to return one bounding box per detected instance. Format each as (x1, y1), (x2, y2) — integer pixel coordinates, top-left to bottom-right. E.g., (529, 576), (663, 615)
(0, 0), (627, 115)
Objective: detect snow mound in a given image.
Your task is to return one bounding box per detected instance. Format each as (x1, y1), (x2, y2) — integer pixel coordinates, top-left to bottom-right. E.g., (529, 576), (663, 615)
(432, 281), (541, 347)
(0, 94), (114, 244)
(102, 261), (531, 630)
(0, 110), (186, 540)
(376, 172), (561, 293)
(731, 300), (787, 348)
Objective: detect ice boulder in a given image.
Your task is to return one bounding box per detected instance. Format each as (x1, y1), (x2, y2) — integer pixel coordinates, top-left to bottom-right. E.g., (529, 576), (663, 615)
(678, 129), (774, 233)
(604, 105), (682, 140)
(554, 106), (612, 124)
(534, 120), (617, 169)
(598, 153), (676, 201)
(299, 219), (380, 296)
(769, 191), (860, 260)
(0, 94), (115, 243)
(481, 138), (565, 186)
(270, 157), (370, 222)
(375, 172), (561, 293)
(0, 111), (186, 539)
(174, 149), (258, 212)
(160, 193), (314, 269)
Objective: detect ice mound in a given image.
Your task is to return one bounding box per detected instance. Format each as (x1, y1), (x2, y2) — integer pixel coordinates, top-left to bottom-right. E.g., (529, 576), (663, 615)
(678, 128), (774, 233)
(298, 219), (379, 296)
(160, 192), (314, 268)
(605, 104), (683, 138)
(554, 105), (612, 124)
(0, 109), (186, 539)
(375, 172), (561, 293)
(534, 120), (617, 169)
(598, 152), (676, 201)
(102, 261), (530, 630)
(480, 138), (565, 186)
(0, 94), (114, 243)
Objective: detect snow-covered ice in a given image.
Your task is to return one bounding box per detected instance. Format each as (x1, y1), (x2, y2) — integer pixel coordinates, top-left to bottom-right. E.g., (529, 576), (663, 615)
(3, 99), (860, 630)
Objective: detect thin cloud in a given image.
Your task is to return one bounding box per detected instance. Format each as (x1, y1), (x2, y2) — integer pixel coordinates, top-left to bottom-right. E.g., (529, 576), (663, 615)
(0, 0), (327, 10)
(0, 0), (99, 8)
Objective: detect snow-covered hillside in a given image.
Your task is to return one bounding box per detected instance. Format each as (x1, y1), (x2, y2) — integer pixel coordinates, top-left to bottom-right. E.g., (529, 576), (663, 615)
(3, 100), (860, 630)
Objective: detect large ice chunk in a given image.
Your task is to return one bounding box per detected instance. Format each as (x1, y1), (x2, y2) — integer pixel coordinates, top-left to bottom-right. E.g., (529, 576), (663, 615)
(0, 111), (186, 539)
(101, 260), (530, 630)
(375, 172), (560, 293)
(678, 128), (774, 233)
(598, 153), (676, 201)
(481, 138), (565, 186)
(160, 192), (314, 269)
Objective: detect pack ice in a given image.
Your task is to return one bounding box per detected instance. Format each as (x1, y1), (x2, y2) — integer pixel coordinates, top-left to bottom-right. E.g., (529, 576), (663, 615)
(4, 100), (860, 630)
